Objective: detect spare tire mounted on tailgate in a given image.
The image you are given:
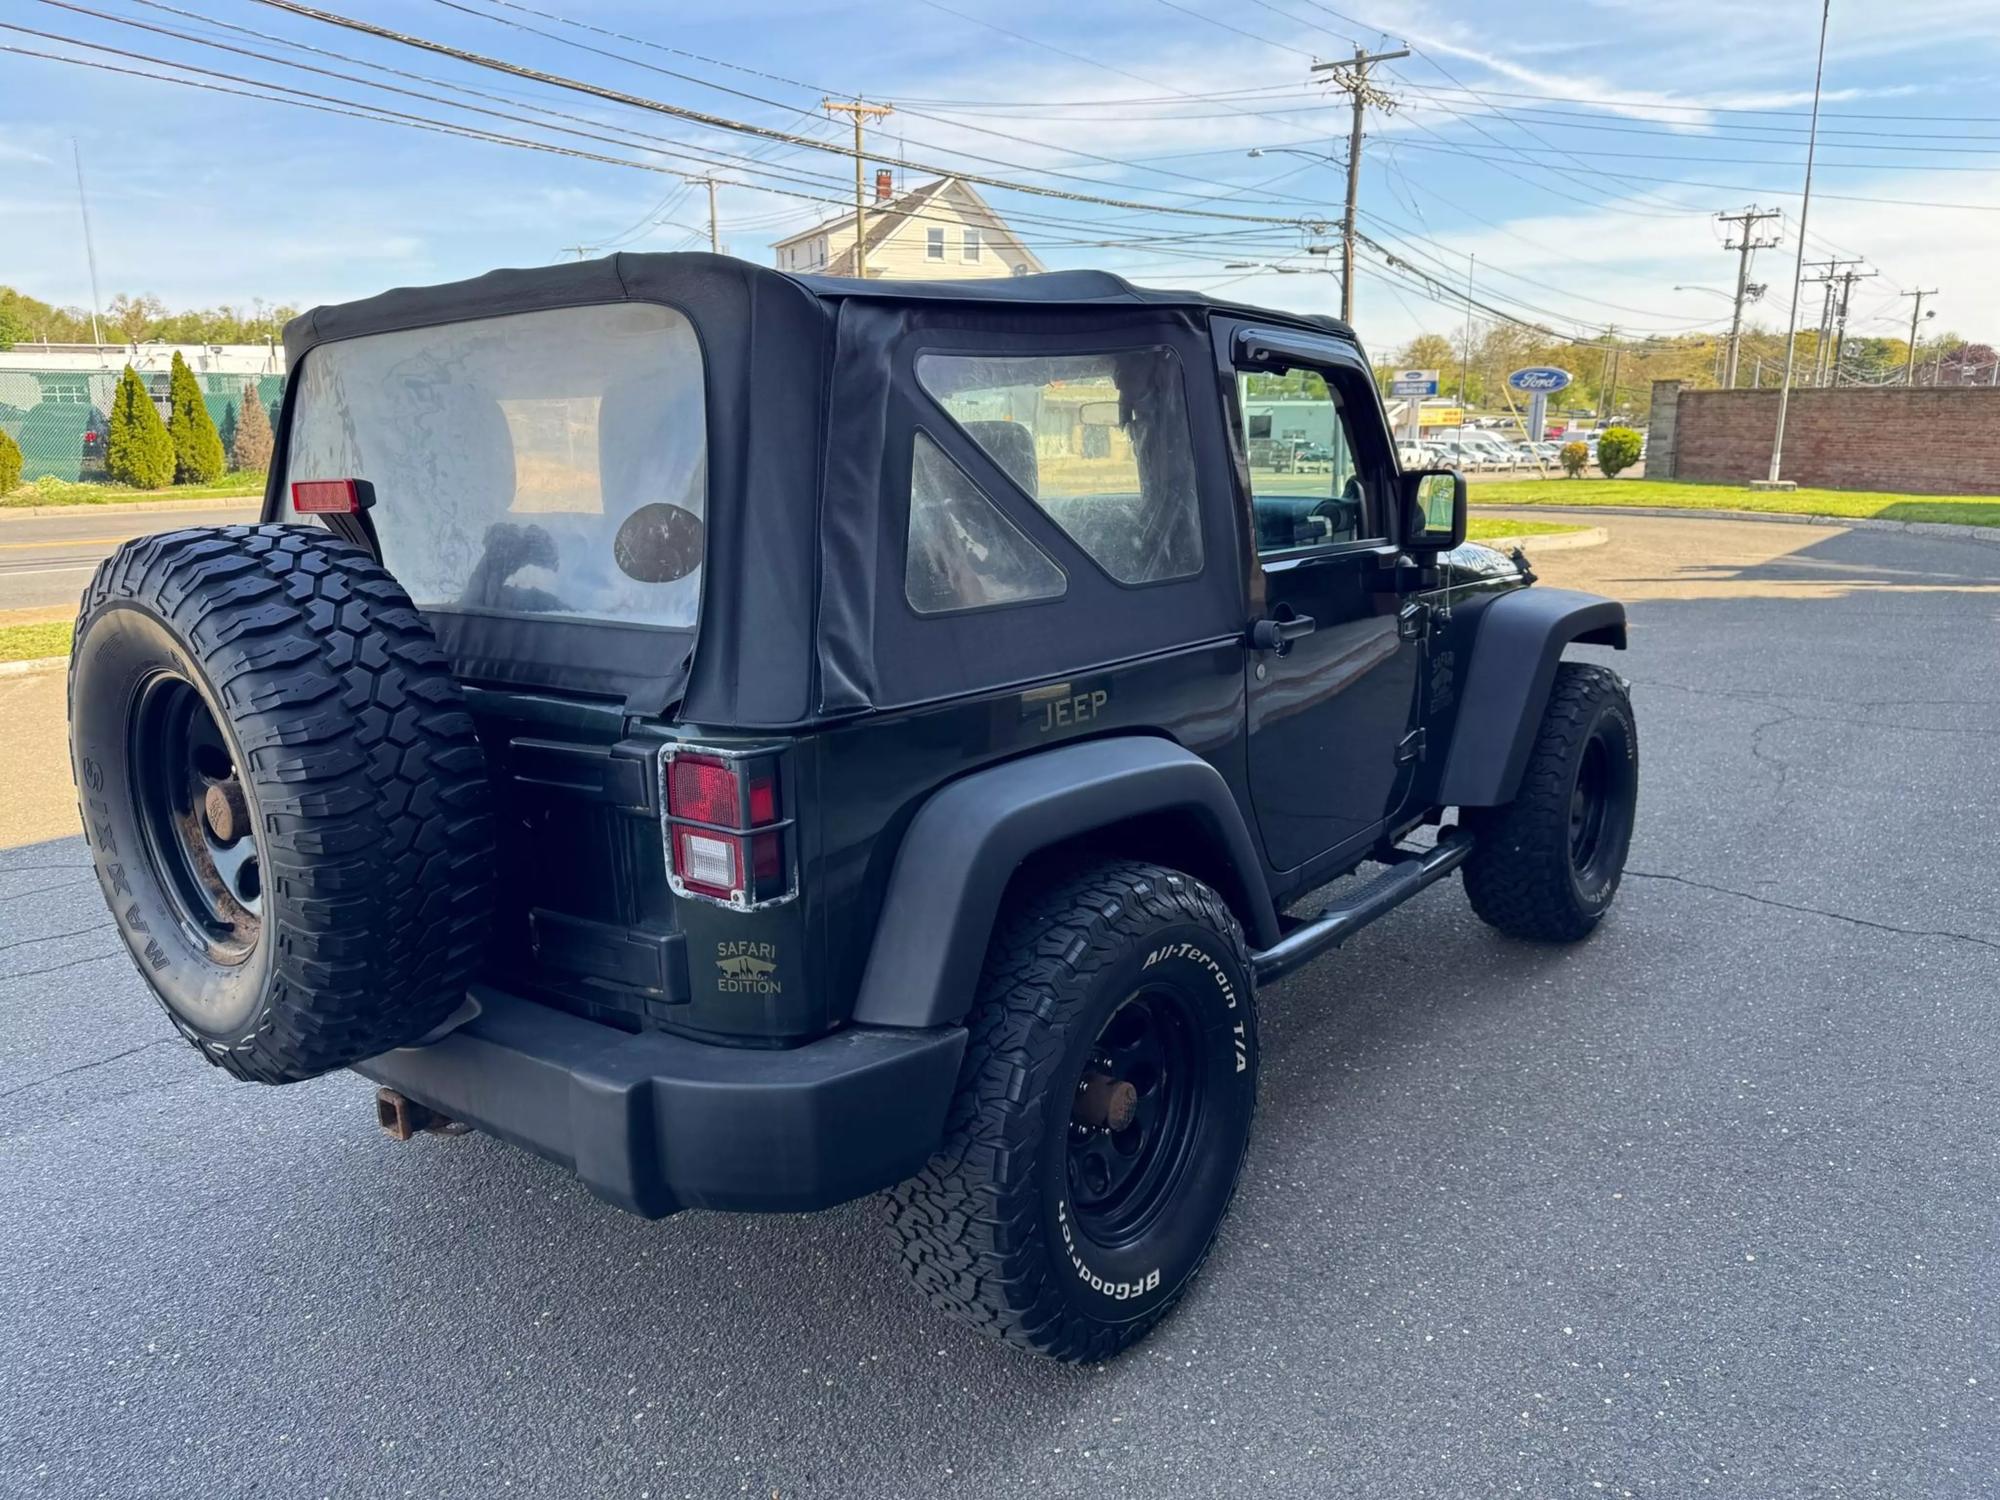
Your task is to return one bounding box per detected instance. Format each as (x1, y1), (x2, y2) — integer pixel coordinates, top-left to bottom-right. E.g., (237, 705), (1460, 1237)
(68, 523), (494, 1084)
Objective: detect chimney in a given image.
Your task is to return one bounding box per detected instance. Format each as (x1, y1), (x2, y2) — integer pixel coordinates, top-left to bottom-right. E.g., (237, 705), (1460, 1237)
(875, 168), (894, 203)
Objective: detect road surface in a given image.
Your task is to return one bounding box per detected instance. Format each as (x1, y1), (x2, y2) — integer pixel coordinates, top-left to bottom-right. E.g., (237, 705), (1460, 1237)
(0, 503), (257, 620)
(2, 512), (1994, 1498)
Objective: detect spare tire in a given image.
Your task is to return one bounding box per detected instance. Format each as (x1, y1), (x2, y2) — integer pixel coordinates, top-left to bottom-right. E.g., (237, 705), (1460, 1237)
(68, 524), (494, 1084)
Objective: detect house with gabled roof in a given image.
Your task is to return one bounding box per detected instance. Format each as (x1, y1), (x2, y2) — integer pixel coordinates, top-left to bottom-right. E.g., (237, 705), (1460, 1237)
(771, 175), (1045, 280)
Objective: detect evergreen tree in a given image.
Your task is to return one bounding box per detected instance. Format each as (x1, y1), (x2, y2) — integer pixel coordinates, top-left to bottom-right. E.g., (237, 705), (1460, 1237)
(105, 366), (175, 489)
(218, 400), (238, 459)
(0, 425), (22, 494)
(231, 380), (274, 473)
(167, 351), (225, 483)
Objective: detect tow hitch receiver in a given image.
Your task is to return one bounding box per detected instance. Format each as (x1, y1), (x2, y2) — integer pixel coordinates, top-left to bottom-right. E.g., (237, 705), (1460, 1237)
(374, 1086), (467, 1141)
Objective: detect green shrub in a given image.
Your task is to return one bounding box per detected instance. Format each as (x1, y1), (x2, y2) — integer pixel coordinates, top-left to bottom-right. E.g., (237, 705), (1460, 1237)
(105, 366), (175, 489)
(168, 351), (226, 484)
(0, 426), (22, 493)
(230, 379), (274, 473)
(1560, 440), (1589, 478)
(1596, 426), (1643, 478)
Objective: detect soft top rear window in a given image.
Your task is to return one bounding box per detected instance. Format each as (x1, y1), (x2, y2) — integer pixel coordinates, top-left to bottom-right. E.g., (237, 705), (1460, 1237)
(283, 302), (706, 630)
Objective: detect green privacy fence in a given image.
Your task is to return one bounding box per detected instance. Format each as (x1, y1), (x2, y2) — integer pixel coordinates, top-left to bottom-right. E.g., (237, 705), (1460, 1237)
(0, 366), (285, 486)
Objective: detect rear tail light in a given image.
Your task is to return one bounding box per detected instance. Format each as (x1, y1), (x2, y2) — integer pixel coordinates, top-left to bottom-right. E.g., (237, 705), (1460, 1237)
(662, 747), (794, 909)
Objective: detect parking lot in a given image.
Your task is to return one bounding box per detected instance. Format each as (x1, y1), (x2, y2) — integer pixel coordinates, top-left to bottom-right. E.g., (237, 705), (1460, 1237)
(2, 512), (1994, 1498)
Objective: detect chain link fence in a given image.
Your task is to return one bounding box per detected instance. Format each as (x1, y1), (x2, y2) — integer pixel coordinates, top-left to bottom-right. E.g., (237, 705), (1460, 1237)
(0, 365), (285, 485)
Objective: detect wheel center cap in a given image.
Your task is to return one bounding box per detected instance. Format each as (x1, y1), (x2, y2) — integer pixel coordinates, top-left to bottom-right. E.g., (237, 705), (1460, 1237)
(1074, 1074), (1140, 1132)
(204, 781), (248, 844)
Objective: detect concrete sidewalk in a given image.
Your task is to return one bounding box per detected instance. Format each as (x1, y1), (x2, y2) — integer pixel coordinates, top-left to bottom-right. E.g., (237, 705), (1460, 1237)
(0, 667), (78, 847)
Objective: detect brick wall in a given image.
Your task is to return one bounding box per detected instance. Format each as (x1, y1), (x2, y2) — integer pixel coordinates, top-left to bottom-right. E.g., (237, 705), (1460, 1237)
(1654, 383), (2000, 494)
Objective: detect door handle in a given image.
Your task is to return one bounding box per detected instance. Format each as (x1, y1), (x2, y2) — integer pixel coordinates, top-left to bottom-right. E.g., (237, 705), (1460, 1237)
(1247, 612), (1316, 653)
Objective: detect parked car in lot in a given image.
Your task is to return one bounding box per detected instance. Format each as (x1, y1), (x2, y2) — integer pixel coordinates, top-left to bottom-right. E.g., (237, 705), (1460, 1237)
(67, 254), (1637, 1363)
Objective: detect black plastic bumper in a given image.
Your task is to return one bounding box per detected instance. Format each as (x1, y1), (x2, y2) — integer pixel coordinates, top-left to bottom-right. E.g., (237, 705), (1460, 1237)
(354, 986), (967, 1218)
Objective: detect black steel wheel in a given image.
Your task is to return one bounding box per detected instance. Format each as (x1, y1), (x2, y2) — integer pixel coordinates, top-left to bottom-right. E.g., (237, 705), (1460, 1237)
(68, 524), (494, 1083)
(887, 860), (1259, 1363)
(1462, 661), (1638, 942)
(128, 672), (264, 963)
(1066, 988), (1204, 1248)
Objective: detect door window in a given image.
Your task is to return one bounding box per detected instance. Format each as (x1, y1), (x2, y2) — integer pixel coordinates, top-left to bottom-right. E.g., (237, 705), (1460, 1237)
(1237, 369), (1378, 555)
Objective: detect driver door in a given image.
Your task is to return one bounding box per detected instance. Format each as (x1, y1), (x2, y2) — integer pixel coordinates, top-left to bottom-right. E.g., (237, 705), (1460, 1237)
(1230, 327), (1423, 873)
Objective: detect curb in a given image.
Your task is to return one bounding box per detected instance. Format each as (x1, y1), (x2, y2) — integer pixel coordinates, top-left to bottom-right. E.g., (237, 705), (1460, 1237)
(1479, 526), (1608, 554)
(0, 656), (68, 679)
(1473, 502), (2000, 544)
(1, 496), (262, 519)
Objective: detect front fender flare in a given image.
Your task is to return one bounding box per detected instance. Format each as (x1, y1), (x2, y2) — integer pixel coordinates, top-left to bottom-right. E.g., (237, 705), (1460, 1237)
(1437, 586), (1627, 807)
(850, 737), (1278, 1030)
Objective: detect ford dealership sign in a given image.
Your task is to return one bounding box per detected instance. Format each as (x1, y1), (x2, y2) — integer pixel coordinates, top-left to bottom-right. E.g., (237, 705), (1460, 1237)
(1507, 366), (1574, 393)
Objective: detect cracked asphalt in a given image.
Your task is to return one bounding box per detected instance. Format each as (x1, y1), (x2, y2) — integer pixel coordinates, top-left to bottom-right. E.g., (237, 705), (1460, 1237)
(2, 513), (1995, 1498)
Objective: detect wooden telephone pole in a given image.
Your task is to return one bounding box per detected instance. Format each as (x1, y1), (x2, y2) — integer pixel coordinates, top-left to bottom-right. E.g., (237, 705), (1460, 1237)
(682, 175), (724, 253)
(822, 98), (894, 278)
(1308, 46), (1408, 322)
(1716, 206), (1781, 388)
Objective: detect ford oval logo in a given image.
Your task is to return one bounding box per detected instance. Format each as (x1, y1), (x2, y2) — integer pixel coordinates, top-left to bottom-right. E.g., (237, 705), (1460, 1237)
(1507, 366), (1574, 393)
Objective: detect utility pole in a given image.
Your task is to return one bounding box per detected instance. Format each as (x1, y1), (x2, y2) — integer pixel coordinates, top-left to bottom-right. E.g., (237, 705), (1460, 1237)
(1799, 259), (1852, 387)
(1457, 252), (1476, 445)
(1596, 327), (1616, 422)
(683, 174), (723, 253)
(1827, 266), (1877, 386)
(1716, 206), (1780, 388)
(560, 244), (593, 262)
(71, 140), (104, 349)
(1310, 45), (1409, 323)
(822, 98), (894, 279)
(1899, 288), (1937, 385)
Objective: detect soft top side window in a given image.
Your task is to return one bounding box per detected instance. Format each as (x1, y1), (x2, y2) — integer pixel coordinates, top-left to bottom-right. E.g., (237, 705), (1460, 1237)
(915, 347), (1204, 588)
(904, 430), (1067, 616)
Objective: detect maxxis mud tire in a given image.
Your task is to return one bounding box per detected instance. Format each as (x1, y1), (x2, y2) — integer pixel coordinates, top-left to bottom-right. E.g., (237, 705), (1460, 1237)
(1461, 661), (1638, 943)
(67, 523), (494, 1083)
(886, 861), (1259, 1363)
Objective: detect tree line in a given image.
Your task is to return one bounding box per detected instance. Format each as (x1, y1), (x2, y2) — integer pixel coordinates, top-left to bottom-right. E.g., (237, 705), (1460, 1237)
(1375, 323), (1998, 425)
(0, 285), (300, 350)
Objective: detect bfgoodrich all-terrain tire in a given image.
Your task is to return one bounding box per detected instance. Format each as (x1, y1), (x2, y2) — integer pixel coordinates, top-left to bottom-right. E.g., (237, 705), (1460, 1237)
(68, 524), (494, 1084)
(1462, 661), (1638, 942)
(887, 861), (1258, 1362)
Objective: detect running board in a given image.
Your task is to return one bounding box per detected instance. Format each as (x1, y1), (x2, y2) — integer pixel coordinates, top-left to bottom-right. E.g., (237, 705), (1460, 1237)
(1251, 834), (1473, 984)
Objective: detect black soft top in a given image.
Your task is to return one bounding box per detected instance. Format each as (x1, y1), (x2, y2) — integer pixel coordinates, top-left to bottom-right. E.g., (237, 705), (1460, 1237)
(274, 254), (1358, 726)
(282, 253), (1354, 359)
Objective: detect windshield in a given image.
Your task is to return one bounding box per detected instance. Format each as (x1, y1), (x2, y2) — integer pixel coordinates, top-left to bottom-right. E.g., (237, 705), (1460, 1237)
(282, 302), (706, 630)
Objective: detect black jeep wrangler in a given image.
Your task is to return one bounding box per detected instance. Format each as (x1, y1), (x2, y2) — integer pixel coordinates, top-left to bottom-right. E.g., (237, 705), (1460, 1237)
(67, 256), (1635, 1363)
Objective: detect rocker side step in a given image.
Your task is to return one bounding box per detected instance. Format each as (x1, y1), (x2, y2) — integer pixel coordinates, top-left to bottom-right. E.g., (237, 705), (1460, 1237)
(1251, 832), (1473, 984)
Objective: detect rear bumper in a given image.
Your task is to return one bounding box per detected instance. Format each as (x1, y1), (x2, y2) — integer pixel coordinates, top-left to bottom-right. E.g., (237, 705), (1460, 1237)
(355, 986), (967, 1218)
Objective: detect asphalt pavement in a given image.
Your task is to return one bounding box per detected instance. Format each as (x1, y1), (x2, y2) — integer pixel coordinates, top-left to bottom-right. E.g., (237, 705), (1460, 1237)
(0, 503), (257, 619)
(2, 513), (1994, 1498)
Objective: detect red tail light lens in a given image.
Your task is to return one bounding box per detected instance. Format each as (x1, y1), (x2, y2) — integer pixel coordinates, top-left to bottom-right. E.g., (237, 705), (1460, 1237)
(662, 748), (793, 909)
(669, 754), (740, 826)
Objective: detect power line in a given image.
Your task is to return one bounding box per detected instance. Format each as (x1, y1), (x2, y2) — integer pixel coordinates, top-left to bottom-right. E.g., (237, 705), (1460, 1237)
(240, 0), (1332, 228)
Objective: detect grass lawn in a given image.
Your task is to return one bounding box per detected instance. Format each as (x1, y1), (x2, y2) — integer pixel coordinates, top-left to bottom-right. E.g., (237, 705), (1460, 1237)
(0, 621), (73, 664)
(1464, 517), (1587, 541)
(1471, 477), (2000, 529)
(1, 471), (266, 509)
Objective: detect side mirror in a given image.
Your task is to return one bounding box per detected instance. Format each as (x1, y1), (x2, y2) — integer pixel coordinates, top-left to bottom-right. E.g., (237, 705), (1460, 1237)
(1401, 468), (1466, 551)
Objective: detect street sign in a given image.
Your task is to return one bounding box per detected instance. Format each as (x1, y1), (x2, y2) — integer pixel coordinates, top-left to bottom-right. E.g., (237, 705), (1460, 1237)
(1506, 366), (1573, 393)
(1389, 368), (1440, 397)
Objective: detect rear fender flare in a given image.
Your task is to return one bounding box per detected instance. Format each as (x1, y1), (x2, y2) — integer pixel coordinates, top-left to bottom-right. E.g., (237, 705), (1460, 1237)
(850, 737), (1278, 1030)
(1437, 586), (1627, 808)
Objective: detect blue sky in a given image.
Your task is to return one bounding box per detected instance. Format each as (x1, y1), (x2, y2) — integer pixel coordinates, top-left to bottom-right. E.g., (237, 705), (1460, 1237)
(5, 0), (2000, 355)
